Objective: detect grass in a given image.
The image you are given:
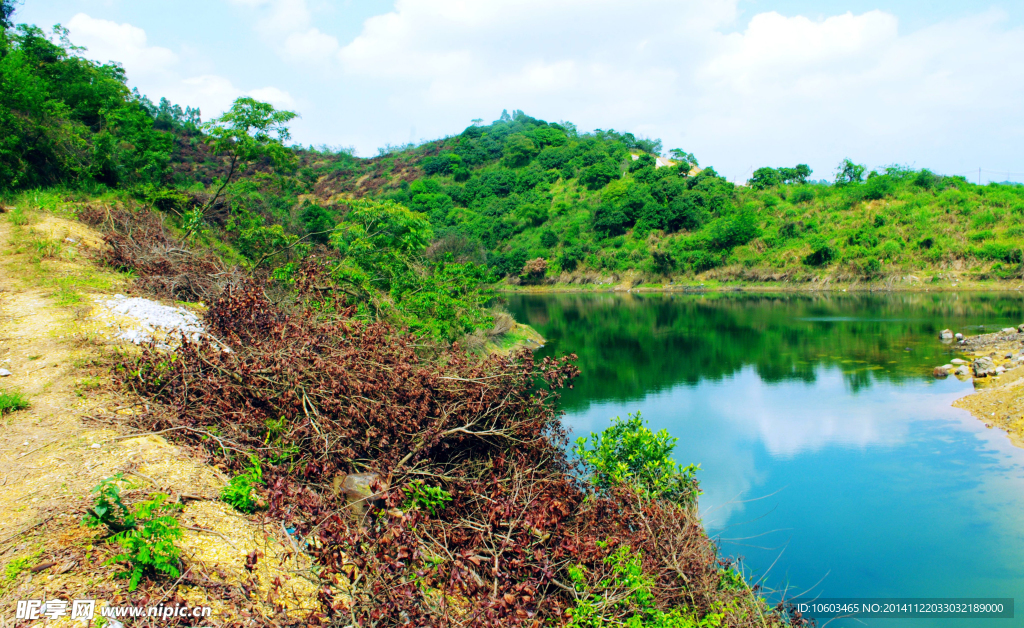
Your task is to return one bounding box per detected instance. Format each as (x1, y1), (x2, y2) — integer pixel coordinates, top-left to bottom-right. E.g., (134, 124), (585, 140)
(0, 390), (30, 414)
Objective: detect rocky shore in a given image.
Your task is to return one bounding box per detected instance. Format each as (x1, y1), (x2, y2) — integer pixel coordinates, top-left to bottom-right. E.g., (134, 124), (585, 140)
(932, 324), (1024, 447)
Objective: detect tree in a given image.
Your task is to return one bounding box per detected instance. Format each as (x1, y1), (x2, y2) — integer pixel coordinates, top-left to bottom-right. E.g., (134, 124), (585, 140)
(192, 97), (297, 236)
(330, 198), (433, 294)
(669, 149), (697, 165)
(1, 0), (18, 31)
(835, 158), (866, 186)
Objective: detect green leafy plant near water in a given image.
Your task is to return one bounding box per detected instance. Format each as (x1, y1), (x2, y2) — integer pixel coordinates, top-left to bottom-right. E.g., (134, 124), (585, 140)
(566, 542), (725, 628)
(83, 473), (182, 591)
(575, 412), (700, 506)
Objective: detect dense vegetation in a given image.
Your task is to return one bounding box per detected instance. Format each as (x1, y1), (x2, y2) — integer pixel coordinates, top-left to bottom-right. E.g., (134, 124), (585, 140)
(0, 14), (802, 626)
(4, 13), (1023, 293)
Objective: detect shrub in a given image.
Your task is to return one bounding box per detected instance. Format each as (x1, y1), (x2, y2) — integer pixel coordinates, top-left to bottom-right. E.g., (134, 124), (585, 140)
(574, 412), (700, 506)
(107, 494), (182, 591)
(521, 257), (548, 281)
(83, 475), (183, 591)
(803, 237), (836, 266)
(0, 391), (29, 414)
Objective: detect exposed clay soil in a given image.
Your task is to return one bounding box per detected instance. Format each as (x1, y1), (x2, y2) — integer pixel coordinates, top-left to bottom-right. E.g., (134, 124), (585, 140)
(0, 209), (318, 625)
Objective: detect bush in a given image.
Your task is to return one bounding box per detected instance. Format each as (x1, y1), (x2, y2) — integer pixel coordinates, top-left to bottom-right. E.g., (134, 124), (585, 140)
(521, 257), (548, 282)
(83, 474), (182, 591)
(574, 412), (700, 507)
(804, 237), (836, 266)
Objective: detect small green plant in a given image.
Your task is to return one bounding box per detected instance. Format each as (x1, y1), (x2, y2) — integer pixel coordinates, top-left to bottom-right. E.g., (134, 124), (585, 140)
(403, 480), (453, 516)
(83, 475), (183, 591)
(0, 391), (30, 415)
(221, 457), (265, 512)
(5, 553), (37, 580)
(75, 376), (102, 397)
(107, 494), (182, 591)
(84, 473), (135, 532)
(575, 412), (700, 506)
(566, 543), (725, 628)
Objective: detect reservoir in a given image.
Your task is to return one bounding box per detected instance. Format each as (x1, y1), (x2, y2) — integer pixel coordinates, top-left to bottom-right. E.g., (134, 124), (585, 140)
(508, 292), (1024, 627)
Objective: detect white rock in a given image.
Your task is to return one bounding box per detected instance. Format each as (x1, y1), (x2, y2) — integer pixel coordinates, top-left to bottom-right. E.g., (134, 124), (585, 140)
(90, 443), (101, 449)
(951, 358), (967, 365)
(0, 368), (11, 377)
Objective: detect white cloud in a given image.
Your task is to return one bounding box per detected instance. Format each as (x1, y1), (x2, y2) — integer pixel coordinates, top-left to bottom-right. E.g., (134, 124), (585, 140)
(322, 0), (1024, 177)
(66, 13), (178, 79)
(65, 13), (296, 120)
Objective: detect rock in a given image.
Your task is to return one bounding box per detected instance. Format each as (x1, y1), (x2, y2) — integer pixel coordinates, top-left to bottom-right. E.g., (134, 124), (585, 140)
(973, 356), (998, 377)
(995, 366), (1006, 375)
(955, 365), (971, 377)
(1017, 355), (1024, 363)
(1019, 323), (1024, 333)
(1006, 353), (1014, 359)
(332, 472), (388, 516)
(1002, 328), (1017, 334)
(0, 368), (10, 377)
(955, 332), (964, 340)
(939, 329), (953, 340)
(932, 366), (950, 378)
(951, 358), (967, 365)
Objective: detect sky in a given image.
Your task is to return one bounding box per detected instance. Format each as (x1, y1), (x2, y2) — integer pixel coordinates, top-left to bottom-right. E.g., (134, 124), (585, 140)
(14, 0), (1024, 184)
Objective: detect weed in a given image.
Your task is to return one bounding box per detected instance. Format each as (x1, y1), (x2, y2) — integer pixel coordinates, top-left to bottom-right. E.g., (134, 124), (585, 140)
(107, 494), (182, 591)
(4, 553), (37, 580)
(75, 376), (102, 397)
(221, 457), (265, 512)
(83, 474), (183, 591)
(402, 480), (453, 516)
(31, 237), (63, 259)
(0, 391), (30, 414)
(8, 206), (29, 226)
(84, 473), (135, 532)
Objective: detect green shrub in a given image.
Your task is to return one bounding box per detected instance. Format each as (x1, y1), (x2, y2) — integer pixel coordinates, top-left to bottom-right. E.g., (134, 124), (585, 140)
(574, 412), (699, 506)
(83, 475), (183, 591)
(0, 391), (29, 414)
(803, 237), (836, 266)
(107, 494), (182, 591)
(566, 542), (726, 628)
(221, 457), (265, 512)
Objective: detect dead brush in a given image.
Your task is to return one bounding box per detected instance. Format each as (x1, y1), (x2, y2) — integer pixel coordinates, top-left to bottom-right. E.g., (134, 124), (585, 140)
(487, 310), (515, 337)
(116, 277), (794, 627)
(79, 204), (244, 302)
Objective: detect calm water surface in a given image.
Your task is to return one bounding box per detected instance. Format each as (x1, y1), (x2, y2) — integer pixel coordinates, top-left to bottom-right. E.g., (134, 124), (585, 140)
(506, 292), (1024, 627)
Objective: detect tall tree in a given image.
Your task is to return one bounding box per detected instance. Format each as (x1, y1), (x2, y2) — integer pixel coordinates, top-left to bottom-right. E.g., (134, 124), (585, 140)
(190, 97), (297, 236)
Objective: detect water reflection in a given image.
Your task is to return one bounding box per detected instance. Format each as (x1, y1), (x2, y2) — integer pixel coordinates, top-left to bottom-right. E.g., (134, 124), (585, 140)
(508, 292), (1024, 627)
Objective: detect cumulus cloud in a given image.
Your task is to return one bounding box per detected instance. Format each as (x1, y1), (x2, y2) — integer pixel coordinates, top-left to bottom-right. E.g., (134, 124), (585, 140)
(65, 13), (296, 120)
(66, 14), (178, 79)
(322, 0), (1024, 177)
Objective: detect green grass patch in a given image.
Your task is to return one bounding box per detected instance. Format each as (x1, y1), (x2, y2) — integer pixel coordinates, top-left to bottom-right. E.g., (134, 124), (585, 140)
(0, 391), (30, 415)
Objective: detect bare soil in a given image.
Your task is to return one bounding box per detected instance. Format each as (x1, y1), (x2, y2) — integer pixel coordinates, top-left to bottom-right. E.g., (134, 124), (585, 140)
(0, 209), (318, 625)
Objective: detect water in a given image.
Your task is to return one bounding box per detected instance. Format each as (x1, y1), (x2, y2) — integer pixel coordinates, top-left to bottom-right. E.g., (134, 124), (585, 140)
(506, 291), (1024, 627)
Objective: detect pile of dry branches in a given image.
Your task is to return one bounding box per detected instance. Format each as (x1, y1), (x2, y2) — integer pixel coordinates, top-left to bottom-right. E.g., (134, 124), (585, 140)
(79, 204), (243, 301)
(118, 278), (794, 627)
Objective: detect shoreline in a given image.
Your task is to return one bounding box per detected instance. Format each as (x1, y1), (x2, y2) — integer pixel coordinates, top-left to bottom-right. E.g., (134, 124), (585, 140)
(499, 282), (1024, 295)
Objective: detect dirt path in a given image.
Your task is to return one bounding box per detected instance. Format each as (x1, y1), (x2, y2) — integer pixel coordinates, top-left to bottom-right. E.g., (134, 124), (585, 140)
(0, 208), (317, 624)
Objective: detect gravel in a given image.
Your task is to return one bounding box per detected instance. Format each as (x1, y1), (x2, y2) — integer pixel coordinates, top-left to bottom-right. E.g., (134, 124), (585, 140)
(95, 294), (206, 347)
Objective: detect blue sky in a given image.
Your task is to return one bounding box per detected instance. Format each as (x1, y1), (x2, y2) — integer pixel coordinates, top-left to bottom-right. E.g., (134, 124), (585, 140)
(14, 0), (1024, 183)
